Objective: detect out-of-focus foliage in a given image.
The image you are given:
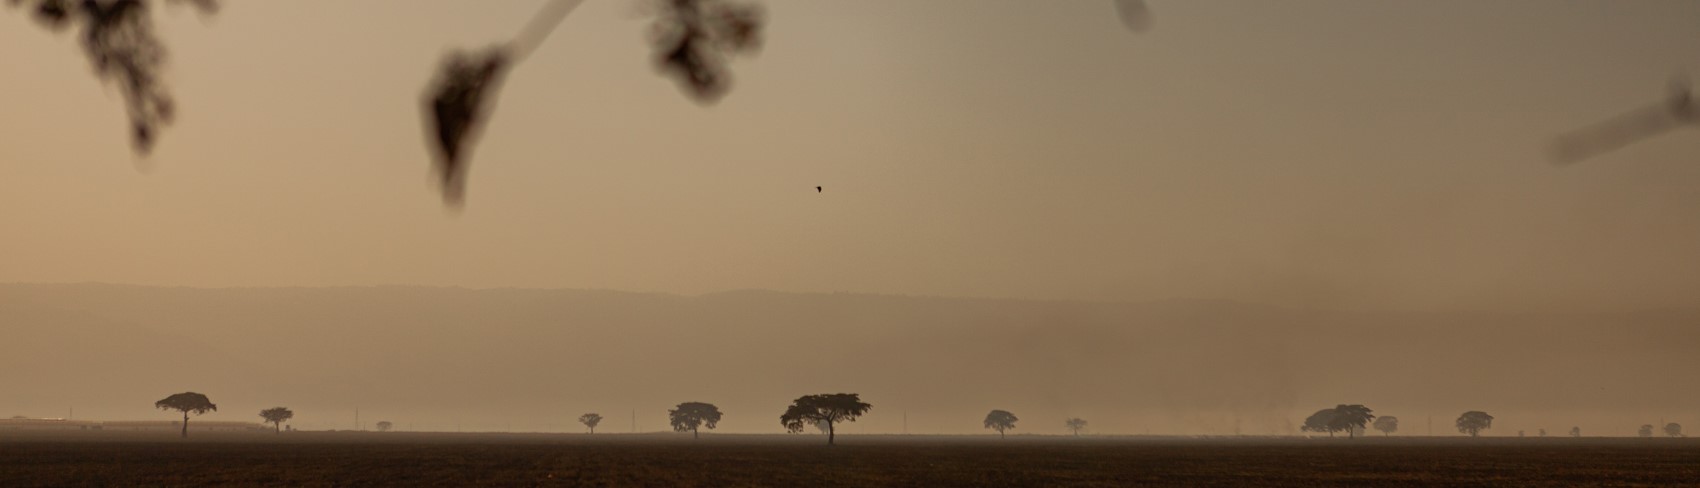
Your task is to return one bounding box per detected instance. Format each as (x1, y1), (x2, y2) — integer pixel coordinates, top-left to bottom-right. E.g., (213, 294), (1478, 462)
(1113, 0), (1150, 32)
(1550, 78), (1699, 165)
(647, 0), (765, 103)
(6, 0), (217, 154)
(422, 48), (511, 206)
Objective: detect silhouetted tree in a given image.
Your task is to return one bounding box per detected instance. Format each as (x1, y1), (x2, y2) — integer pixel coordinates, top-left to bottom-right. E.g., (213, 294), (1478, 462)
(1538, 428), (1547, 437)
(668, 402), (722, 439)
(1664, 423), (1683, 437)
(374, 421), (392, 432)
(1301, 409), (1340, 437)
(1065, 417), (1088, 436)
(1570, 426), (1581, 438)
(155, 392), (216, 438)
(1639, 424), (1655, 438)
(258, 407), (292, 434)
(984, 410), (1018, 439)
(579, 413), (603, 434)
(1373, 416), (1398, 436)
(1455, 411), (1493, 437)
(1328, 405), (1375, 439)
(780, 393), (872, 446)
(1517, 430), (1526, 437)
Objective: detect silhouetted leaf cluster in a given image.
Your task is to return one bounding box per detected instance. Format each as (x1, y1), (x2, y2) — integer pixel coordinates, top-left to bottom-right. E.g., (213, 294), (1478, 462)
(7, 0), (217, 154)
(649, 0), (764, 103)
(422, 47), (511, 205)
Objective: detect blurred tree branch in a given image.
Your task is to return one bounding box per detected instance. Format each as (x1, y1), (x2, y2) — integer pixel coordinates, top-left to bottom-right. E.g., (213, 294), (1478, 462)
(7, 0), (218, 154)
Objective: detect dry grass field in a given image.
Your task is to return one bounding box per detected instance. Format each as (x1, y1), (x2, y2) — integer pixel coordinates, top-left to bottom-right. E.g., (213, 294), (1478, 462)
(2, 432), (1697, 486)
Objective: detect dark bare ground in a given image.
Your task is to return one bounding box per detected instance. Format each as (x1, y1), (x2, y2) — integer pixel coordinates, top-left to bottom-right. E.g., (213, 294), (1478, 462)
(1, 432), (1696, 487)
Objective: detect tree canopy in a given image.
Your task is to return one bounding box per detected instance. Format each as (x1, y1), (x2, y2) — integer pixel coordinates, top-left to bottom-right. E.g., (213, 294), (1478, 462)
(780, 393), (871, 445)
(1455, 411), (1493, 437)
(984, 410), (1019, 439)
(1372, 416), (1398, 436)
(579, 413), (604, 434)
(258, 407), (293, 434)
(155, 392), (217, 438)
(668, 402), (722, 439)
(1065, 418), (1088, 436)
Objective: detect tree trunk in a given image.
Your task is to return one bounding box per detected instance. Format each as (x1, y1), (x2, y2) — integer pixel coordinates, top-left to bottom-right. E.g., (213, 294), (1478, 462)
(275, 422), (280, 434)
(827, 421), (836, 446)
(181, 412), (189, 439)
(589, 426), (594, 434)
(693, 426), (699, 440)
(1000, 429), (1005, 440)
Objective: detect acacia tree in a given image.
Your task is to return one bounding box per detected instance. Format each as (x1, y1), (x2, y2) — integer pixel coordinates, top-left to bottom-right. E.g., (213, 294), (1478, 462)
(1065, 418), (1088, 436)
(668, 402), (722, 439)
(1664, 423), (1684, 438)
(1639, 424), (1655, 438)
(1570, 426), (1581, 438)
(376, 421), (393, 432)
(984, 410), (1018, 439)
(1455, 411), (1493, 437)
(1373, 416), (1398, 437)
(155, 392), (217, 439)
(779, 393), (871, 446)
(258, 407), (293, 434)
(579, 413), (603, 434)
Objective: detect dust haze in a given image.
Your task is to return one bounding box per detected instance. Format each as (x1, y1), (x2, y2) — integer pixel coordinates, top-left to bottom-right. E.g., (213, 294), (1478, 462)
(1, 284), (1694, 436)
(3, 1), (1700, 440)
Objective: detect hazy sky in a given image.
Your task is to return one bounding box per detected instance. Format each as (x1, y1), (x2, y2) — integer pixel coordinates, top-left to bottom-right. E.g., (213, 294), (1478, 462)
(5, 0), (1700, 312)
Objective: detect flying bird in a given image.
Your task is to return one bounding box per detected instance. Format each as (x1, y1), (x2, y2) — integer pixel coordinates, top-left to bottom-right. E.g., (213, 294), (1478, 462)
(1550, 76), (1700, 165)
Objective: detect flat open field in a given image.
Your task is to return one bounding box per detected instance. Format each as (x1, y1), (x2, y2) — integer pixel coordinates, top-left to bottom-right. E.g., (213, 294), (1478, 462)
(2, 432), (1696, 486)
